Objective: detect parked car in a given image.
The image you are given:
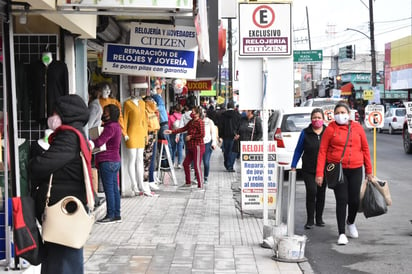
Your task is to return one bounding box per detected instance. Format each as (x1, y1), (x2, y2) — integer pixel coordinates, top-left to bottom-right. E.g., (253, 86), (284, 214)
(379, 107), (406, 134)
(302, 98), (359, 122)
(268, 107), (313, 170)
(403, 112), (412, 154)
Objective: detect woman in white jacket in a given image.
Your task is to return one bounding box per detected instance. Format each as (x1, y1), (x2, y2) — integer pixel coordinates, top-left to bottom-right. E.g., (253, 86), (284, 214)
(202, 109), (218, 183)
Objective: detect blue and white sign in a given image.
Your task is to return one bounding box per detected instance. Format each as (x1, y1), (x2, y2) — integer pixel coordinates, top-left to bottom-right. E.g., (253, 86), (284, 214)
(103, 23), (198, 79)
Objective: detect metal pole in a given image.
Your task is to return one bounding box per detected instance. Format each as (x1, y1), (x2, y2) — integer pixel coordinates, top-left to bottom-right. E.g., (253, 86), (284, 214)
(306, 6), (315, 97)
(369, 0), (377, 87)
(262, 58), (268, 226)
(275, 165), (284, 226)
(287, 170), (297, 237)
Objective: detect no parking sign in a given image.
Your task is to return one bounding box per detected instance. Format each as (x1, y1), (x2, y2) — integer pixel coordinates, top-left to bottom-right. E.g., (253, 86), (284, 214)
(365, 104), (384, 128)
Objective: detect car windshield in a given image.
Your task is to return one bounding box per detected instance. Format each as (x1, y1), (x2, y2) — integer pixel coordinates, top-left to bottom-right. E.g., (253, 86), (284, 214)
(395, 109), (406, 116)
(281, 113), (311, 132)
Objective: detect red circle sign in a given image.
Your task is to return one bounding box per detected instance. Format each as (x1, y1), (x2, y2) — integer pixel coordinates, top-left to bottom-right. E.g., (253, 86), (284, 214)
(252, 5), (275, 29)
(367, 111), (383, 127)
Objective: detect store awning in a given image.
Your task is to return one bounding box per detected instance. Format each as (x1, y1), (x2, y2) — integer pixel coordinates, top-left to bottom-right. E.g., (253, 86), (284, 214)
(340, 83), (353, 96)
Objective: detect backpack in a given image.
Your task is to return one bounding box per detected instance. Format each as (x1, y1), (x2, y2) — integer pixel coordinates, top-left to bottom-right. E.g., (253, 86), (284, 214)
(145, 100), (160, 132)
(172, 114), (182, 130)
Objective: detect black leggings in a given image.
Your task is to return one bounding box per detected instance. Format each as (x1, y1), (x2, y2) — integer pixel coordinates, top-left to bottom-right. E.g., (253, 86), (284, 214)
(302, 171), (326, 224)
(333, 167), (363, 234)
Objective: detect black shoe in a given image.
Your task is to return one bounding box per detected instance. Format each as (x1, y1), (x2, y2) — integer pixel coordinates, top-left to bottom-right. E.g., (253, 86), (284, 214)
(304, 223), (314, 229)
(114, 216), (122, 223)
(316, 220), (326, 227)
(97, 216), (116, 224)
(227, 168), (235, 172)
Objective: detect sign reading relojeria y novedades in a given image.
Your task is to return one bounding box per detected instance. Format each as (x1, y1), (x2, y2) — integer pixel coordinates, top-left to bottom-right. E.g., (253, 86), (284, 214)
(103, 23), (198, 79)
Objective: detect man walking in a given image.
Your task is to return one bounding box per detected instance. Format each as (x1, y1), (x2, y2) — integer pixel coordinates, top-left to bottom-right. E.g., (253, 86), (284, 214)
(218, 101), (241, 172)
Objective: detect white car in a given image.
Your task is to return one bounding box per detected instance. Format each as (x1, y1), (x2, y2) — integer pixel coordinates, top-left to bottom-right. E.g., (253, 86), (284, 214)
(268, 107), (314, 170)
(379, 107), (406, 134)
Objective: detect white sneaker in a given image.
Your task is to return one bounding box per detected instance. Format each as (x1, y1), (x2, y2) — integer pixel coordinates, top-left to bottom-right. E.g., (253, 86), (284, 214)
(149, 182), (160, 190)
(337, 234), (348, 245)
(177, 164), (183, 169)
(346, 223), (359, 238)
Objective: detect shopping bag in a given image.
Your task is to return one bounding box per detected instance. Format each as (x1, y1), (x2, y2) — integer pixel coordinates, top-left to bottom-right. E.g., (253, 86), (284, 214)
(362, 181), (388, 218)
(12, 196), (43, 265)
(358, 179), (368, 212)
(370, 177), (392, 206)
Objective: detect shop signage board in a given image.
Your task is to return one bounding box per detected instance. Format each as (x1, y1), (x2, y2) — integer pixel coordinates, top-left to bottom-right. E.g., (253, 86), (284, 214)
(238, 3), (291, 56)
(186, 80), (212, 91)
(364, 104), (384, 128)
(241, 141), (277, 210)
(103, 23), (198, 79)
(363, 89), (374, 100)
(58, 0), (192, 9)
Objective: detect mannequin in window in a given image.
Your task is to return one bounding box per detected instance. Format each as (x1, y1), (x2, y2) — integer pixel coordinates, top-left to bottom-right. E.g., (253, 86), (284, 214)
(87, 85), (102, 130)
(30, 129), (54, 159)
(42, 52), (53, 66)
(123, 85), (156, 197)
(98, 82), (126, 136)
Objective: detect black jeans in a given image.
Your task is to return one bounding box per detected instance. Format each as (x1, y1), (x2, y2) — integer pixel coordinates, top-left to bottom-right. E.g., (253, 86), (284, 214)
(333, 167), (363, 234)
(302, 171), (326, 224)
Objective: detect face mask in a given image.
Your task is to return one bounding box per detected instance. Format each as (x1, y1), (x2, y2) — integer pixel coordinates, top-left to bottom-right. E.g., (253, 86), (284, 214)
(311, 119), (324, 129)
(47, 114), (62, 130)
(334, 113), (349, 125)
(190, 112), (196, 119)
(101, 115), (110, 123)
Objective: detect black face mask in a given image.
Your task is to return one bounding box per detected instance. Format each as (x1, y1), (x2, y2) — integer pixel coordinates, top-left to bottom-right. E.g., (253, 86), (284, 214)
(101, 115), (110, 122)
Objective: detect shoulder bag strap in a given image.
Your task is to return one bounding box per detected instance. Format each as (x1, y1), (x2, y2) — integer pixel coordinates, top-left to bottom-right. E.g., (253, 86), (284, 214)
(250, 117), (256, 141)
(45, 174), (54, 206)
(340, 122), (351, 162)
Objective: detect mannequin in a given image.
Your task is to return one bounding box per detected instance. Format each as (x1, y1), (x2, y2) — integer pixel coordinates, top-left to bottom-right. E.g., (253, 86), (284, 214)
(98, 82), (126, 136)
(30, 129), (53, 159)
(123, 85), (155, 197)
(42, 52), (53, 66)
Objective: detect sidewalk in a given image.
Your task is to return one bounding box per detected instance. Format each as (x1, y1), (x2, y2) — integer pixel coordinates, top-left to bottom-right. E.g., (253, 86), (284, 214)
(83, 151), (307, 274)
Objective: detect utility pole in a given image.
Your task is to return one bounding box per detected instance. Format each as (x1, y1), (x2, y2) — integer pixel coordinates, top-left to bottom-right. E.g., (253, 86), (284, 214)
(306, 6), (316, 97)
(369, 0), (377, 87)
(228, 18), (233, 102)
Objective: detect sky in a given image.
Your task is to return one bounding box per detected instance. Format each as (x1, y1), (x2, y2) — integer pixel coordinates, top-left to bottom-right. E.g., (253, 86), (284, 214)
(292, 0), (412, 55)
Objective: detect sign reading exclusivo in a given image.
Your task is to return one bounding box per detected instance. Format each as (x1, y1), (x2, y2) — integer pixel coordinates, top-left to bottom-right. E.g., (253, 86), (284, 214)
(102, 23), (198, 78)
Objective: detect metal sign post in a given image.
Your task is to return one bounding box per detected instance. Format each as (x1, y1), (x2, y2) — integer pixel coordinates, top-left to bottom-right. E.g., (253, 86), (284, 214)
(262, 58), (269, 226)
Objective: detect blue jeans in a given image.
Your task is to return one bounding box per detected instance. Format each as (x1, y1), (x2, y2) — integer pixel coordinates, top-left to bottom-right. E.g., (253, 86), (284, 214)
(203, 141), (213, 179)
(99, 161), (121, 218)
(170, 134), (184, 165)
(222, 139), (236, 170)
(41, 242), (83, 274)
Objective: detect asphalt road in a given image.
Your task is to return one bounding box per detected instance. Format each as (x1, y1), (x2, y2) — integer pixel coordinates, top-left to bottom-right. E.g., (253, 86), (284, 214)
(292, 128), (412, 274)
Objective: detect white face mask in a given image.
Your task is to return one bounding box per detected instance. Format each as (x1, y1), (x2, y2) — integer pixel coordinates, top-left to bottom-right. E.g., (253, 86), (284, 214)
(47, 114), (62, 130)
(334, 113), (349, 125)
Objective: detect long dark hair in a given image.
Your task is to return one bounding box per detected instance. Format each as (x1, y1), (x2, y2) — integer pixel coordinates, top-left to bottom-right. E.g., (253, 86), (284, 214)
(104, 104), (120, 122)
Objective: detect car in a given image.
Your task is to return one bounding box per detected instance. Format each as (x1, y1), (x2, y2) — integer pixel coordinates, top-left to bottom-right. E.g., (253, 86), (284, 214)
(268, 107), (314, 170)
(302, 98), (359, 122)
(379, 107), (406, 134)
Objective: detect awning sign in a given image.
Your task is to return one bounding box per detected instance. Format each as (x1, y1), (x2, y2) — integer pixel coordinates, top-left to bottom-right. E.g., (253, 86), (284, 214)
(59, 0), (193, 9)
(238, 3), (291, 56)
(365, 104), (384, 128)
(187, 80), (212, 91)
(241, 141), (277, 210)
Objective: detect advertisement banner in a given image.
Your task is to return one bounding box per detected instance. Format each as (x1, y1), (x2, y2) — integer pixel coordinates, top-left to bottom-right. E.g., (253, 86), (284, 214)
(101, 23), (197, 78)
(241, 141), (277, 210)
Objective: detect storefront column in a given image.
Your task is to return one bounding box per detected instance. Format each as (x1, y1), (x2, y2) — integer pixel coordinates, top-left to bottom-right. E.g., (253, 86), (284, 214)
(75, 39), (88, 102)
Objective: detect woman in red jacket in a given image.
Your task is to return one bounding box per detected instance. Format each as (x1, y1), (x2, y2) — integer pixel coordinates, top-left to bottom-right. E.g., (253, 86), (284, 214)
(315, 102), (373, 245)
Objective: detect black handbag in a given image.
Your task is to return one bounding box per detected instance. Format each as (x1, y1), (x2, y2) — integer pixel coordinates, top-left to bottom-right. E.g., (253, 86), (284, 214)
(325, 122), (351, 189)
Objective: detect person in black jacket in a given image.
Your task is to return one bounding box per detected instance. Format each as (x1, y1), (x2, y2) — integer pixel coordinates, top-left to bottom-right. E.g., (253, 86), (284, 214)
(30, 94), (90, 274)
(291, 108), (327, 229)
(218, 101), (241, 172)
(235, 110), (263, 142)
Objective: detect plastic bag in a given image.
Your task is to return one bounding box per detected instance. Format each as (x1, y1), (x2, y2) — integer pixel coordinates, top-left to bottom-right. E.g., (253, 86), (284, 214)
(362, 181), (388, 218)
(370, 177), (392, 206)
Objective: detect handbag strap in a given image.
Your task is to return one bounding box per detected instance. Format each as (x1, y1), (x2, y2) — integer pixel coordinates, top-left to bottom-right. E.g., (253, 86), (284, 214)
(339, 122), (351, 162)
(45, 174), (54, 206)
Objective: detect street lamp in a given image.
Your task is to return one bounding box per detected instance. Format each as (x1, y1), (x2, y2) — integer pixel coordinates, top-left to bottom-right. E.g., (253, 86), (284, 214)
(345, 0), (377, 88)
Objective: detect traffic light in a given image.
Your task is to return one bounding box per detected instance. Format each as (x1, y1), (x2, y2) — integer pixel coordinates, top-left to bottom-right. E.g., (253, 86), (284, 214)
(346, 45), (353, 59)
(328, 77), (334, 89)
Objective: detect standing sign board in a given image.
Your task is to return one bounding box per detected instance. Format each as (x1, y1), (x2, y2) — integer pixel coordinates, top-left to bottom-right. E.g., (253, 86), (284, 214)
(404, 101), (412, 134)
(241, 141), (277, 210)
(238, 3), (291, 57)
(364, 105), (384, 128)
(103, 23), (198, 79)
(321, 105), (335, 125)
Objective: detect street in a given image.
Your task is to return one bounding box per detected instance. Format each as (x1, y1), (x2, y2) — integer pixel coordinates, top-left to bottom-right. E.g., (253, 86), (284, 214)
(293, 128), (412, 274)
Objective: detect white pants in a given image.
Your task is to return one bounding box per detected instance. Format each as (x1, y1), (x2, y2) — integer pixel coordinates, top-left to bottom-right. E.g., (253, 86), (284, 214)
(125, 148), (150, 193)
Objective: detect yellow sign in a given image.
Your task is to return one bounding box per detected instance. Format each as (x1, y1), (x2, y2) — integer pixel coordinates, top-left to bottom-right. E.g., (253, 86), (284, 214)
(363, 89), (374, 100)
